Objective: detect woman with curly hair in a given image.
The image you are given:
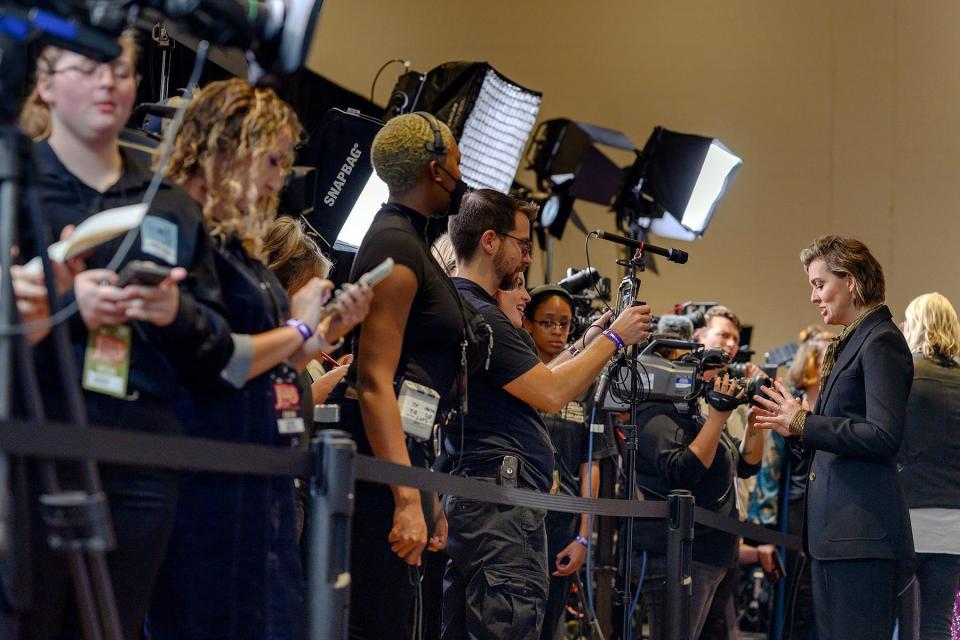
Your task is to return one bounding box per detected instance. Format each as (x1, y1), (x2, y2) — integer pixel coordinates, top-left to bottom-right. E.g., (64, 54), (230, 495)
(148, 78), (370, 640)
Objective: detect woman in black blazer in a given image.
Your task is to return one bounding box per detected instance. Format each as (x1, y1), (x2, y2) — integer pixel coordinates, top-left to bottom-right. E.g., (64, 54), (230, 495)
(753, 235), (914, 639)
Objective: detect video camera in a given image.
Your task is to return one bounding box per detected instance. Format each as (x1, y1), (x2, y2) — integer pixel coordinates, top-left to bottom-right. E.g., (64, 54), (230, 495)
(602, 338), (773, 414)
(556, 267), (612, 341)
(0, 0), (323, 75)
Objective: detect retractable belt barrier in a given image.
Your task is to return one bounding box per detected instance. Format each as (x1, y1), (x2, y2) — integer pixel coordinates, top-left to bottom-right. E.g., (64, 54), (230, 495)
(0, 419), (801, 549)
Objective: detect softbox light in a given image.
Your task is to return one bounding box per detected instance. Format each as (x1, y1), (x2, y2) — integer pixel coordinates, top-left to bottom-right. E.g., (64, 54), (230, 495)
(386, 62), (542, 194)
(617, 127), (742, 240)
(297, 108), (384, 252)
(527, 118), (636, 238)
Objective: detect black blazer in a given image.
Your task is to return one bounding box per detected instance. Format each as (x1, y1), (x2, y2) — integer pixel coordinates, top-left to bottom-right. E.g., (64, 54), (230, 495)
(802, 306), (915, 561)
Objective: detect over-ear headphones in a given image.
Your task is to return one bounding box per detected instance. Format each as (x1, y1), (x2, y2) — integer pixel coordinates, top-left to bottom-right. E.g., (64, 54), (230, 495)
(413, 111), (448, 157)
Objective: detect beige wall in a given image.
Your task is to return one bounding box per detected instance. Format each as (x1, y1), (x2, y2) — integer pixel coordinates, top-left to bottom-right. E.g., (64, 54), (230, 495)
(307, 0), (960, 357)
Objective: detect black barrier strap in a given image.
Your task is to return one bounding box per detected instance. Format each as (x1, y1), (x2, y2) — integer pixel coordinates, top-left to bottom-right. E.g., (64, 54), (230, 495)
(693, 507), (800, 549)
(0, 420), (800, 548)
(0, 419), (314, 477)
(354, 456), (669, 519)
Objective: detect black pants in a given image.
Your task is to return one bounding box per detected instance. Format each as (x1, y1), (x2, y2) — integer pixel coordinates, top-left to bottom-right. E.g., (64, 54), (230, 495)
(909, 553), (960, 639)
(639, 556), (727, 640)
(809, 557), (898, 640)
(348, 478), (416, 640)
(540, 510), (579, 640)
(17, 397), (179, 640)
(784, 498), (816, 640)
(442, 483), (548, 640)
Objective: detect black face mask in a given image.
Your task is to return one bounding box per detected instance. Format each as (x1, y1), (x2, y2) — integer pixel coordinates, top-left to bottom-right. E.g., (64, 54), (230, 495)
(438, 165), (469, 216)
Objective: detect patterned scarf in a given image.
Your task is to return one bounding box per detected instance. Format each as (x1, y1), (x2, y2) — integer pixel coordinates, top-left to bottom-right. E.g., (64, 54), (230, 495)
(820, 304), (883, 383)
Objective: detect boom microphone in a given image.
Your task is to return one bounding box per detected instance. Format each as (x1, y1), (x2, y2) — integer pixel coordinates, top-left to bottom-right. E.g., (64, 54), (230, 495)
(593, 230), (689, 265)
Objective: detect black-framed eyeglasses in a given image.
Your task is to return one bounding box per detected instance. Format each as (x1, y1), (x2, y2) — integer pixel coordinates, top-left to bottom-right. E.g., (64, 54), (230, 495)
(535, 319), (572, 331)
(499, 232), (533, 256)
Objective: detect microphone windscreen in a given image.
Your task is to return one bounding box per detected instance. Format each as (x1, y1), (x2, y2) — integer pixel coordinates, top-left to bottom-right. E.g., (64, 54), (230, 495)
(656, 314), (695, 341)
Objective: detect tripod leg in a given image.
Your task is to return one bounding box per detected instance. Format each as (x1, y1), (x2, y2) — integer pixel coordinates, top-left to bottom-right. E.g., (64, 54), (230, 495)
(3, 127), (124, 640)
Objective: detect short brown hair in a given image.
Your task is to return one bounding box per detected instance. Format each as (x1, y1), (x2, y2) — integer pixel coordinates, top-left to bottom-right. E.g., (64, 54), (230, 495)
(800, 235), (885, 307)
(447, 188), (538, 262)
(704, 305), (741, 331)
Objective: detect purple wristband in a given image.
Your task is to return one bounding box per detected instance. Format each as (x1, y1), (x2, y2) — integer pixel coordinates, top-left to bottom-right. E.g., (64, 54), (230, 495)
(575, 535), (589, 548)
(285, 318), (314, 341)
(602, 328), (625, 352)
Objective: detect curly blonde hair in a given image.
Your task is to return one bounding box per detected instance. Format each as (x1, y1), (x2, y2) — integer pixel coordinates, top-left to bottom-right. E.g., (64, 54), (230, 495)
(904, 292), (960, 361)
(166, 78), (302, 259)
(19, 31), (139, 140)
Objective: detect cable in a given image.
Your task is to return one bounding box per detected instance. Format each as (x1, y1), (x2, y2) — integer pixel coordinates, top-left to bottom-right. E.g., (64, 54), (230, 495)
(583, 231), (614, 316)
(370, 58), (409, 103)
(584, 403), (599, 629)
(0, 40), (209, 337)
(625, 550), (647, 638)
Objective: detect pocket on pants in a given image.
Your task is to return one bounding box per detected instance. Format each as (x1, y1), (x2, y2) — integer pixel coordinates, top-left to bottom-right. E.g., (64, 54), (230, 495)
(479, 567), (546, 636)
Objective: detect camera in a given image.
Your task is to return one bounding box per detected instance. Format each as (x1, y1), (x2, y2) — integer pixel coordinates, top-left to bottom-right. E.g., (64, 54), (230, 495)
(602, 339), (730, 412)
(1, 0), (324, 74)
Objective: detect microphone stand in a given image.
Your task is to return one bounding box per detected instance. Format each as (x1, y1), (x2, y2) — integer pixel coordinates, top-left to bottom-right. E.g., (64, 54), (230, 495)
(617, 247), (645, 640)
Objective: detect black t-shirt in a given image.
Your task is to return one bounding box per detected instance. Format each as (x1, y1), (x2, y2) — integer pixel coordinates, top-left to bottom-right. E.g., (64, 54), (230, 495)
(539, 398), (618, 497)
(448, 277), (555, 492)
(632, 403), (759, 567)
(344, 203), (463, 449)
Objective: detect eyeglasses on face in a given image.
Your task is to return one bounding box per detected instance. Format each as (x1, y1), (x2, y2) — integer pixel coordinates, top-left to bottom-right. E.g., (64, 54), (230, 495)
(49, 59), (136, 81)
(534, 319), (572, 331)
(499, 232), (533, 257)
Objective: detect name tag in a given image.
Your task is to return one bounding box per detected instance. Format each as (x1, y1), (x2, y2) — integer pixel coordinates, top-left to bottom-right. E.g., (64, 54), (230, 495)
(82, 325), (132, 398)
(272, 368), (305, 435)
(398, 380), (440, 441)
(140, 215), (178, 265)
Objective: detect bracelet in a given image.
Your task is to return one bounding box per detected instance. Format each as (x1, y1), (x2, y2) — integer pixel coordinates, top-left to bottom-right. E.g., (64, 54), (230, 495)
(285, 318), (313, 342)
(601, 328), (625, 352)
(575, 535), (589, 548)
(567, 344), (580, 357)
(788, 409), (809, 440)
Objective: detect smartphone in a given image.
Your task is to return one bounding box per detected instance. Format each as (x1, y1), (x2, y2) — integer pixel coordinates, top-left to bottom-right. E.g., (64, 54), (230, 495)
(116, 260), (171, 287)
(321, 258), (394, 315)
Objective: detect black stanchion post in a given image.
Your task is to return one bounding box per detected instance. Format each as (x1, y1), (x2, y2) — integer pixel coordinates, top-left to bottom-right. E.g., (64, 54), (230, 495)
(306, 428), (356, 640)
(665, 489), (694, 640)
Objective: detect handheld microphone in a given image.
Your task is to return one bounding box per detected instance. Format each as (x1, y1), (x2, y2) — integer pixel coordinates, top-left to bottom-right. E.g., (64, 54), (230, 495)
(593, 230), (689, 265)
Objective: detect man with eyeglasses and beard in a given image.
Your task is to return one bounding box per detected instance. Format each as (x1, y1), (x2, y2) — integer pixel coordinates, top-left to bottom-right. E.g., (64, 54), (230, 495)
(442, 188), (653, 639)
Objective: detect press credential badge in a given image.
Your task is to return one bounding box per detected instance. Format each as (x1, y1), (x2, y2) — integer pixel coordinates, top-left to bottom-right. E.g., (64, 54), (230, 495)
(82, 325), (132, 398)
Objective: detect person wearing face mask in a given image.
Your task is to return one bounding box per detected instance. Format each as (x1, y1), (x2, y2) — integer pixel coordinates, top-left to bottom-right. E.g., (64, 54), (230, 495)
(753, 235), (914, 640)
(443, 188), (653, 639)
(9, 34), (237, 640)
(332, 112), (467, 640)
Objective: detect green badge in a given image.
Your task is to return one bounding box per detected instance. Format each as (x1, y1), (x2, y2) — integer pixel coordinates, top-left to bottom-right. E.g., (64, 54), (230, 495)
(82, 325), (132, 398)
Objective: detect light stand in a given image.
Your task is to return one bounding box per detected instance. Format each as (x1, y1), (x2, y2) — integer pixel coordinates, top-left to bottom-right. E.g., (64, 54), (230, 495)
(615, 247), (645, 640)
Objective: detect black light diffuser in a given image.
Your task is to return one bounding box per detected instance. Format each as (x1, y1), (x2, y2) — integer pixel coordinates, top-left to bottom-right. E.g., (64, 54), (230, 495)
(297, 108), (384, 252)
(386, 62), (542, 194)
(618, 127), (742, 240)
